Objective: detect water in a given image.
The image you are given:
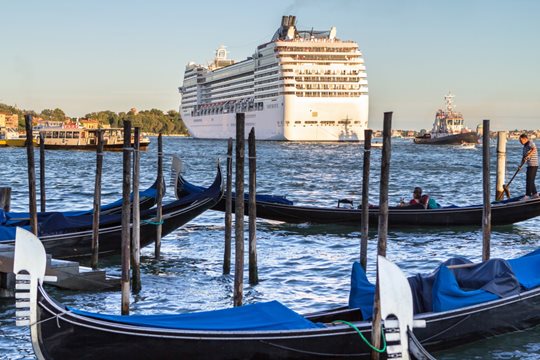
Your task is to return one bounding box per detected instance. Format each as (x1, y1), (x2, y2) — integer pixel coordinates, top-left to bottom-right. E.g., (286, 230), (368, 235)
(0, 137), (538, 359)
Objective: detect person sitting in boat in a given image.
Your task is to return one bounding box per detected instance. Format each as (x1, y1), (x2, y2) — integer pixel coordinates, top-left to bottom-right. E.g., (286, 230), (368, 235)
(402, 187), (439, 209)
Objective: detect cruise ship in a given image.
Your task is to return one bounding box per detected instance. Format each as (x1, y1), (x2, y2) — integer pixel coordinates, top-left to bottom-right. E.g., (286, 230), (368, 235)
(179, 16), (369, 141)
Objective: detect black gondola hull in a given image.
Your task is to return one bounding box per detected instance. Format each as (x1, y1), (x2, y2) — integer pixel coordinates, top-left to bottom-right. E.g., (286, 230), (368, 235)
(34, 286), (540, 359)
(194, 196), (540, 227)
(3, 168), (222, 259)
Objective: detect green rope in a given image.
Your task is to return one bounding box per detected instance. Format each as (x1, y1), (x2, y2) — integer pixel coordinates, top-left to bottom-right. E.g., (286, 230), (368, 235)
(141, 219), (164, 226)
(332, 320), (387, 353)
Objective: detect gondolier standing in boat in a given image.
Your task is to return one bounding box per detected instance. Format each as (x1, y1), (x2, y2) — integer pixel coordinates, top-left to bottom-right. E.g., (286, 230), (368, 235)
(519, 134), (538, 199)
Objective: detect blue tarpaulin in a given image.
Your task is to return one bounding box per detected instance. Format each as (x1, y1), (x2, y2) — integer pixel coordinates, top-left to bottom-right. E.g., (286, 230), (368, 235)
(348, 249), (540, 318)
(68, 300), (323, 331)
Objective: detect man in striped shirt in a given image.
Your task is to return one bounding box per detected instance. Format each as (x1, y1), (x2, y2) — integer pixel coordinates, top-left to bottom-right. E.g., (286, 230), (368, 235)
(519, 134), (538, 198)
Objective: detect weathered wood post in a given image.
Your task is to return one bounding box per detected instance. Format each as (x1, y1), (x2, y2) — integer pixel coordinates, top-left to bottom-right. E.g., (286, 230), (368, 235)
(131, 127), (142, 293)
(155, 133), (164, 259)
(0, 187), (11, 212)
(371, 112), (392, 360)
(24, 114), (38, 235)
(234, 113), (245, 307)
(91, 130), (104, 270)
(360, 129), (372, 270)
(495, 131), (507, 201)
(121, 120), (132, 315)
(223, 138), (233, 275)
(482, 120), (491, 261)
(248, 128), (258, 285)
(39, 132), (46, 212)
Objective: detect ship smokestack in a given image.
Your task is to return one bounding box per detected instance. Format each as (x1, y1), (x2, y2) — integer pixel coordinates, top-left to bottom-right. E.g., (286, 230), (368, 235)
(281, 16), (289, 27)
(290, 16), (296, 26)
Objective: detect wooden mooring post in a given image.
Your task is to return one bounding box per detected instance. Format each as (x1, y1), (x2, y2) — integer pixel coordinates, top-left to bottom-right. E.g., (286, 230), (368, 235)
(132, 127), (142, 293)
(223, 138), (233, 275)
(371, 112), (392, 360)
(24, 114), (38, 235)
(482, 120), (491, 261)
(248, 128), (258, 285)
(0, 187), (11, 212)
(360, 129), (372, 270)
(155, 133), (164, 259)
(495, 131), (507, 201)
(234, 113), (245, 307)
(39, 132), (46, 212)
(121, 120), (132, 315)
(91, 130), (104, 270)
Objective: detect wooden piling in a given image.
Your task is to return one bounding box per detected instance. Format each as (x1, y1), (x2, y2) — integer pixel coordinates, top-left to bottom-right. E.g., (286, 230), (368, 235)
(131, 127), (142, 293)
(39, 132), (46, 212)
(495, 131), (507, 201)
(234, 113), (245, 307)
(91, 130), (104, 270)
(24, 115), (38, 235)
(360, 129), (372, 270)
(121, 120), (132, 315)
(248, 128), (258, 285)
(482, 120), (491, 261)
(371, 112), (392, 360)
(155, 133), (164, 259)
(0, 187), (11, 212)
(223, 138), (233, 275)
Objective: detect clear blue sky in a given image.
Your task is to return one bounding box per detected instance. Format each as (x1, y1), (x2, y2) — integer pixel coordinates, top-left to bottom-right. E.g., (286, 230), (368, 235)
(1, 0), (539, 130)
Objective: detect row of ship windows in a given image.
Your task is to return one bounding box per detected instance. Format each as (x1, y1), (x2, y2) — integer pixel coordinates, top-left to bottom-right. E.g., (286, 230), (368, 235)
(201, 71), (254, 86)
(192, 102), (264, 116)
(255, 63), (279, 72)
(296, 69), (362, 75)
(278, 55), (360, 61)
(281, 61), (362, 66)
(276, 46), (358, 53)
(288, 120), (361, 126)
(254, 70), (280, 79)
(295, 76), (361, 83)
(205, 91), (255, 102)
(296, 91), (364, 97)
(201, 83), (253, 96)
(296, 84), (362, 90)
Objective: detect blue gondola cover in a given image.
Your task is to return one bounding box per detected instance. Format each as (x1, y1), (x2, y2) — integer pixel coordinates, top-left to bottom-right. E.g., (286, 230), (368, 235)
(68, 300), (323, 331)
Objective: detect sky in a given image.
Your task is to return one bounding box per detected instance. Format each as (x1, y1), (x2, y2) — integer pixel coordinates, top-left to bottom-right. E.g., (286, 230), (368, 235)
(1, 0), (539, 130)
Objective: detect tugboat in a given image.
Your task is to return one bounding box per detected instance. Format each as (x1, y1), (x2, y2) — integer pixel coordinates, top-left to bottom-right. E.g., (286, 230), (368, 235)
(414, 92), (478, 145)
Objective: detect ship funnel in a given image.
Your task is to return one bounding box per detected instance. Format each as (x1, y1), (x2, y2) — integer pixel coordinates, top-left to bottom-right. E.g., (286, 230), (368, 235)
(281, 16), (289, 27)
(290, 16), (296, 26)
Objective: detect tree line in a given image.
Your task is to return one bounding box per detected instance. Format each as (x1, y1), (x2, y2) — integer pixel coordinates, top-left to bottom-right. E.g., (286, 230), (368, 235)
(0, 103), (188, 135)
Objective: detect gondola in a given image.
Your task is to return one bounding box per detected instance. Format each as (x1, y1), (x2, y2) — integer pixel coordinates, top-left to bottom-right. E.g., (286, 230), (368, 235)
(176, 172), (540, 227)
(0, 166), (222, 259)
(13, 227), (434, 360)
(1, 177), (162, 228)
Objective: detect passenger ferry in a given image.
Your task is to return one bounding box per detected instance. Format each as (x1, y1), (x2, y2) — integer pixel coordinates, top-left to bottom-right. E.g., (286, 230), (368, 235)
(179, 15), (369, 141)
(35, 127), (151, 150)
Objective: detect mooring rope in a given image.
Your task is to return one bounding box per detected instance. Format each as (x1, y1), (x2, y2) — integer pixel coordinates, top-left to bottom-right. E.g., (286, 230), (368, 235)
(332, 320), (387, 353)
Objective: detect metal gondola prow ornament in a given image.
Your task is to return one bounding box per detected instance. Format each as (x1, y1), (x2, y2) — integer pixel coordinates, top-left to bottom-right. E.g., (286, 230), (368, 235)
(13, 227), (57, 360)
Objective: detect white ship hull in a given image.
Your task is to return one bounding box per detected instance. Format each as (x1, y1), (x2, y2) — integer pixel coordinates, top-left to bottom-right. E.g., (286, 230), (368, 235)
(184, 95), (368, 141)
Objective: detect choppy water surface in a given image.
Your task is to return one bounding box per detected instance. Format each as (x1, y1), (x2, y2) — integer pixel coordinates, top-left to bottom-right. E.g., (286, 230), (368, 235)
(0, 137), (538, 359)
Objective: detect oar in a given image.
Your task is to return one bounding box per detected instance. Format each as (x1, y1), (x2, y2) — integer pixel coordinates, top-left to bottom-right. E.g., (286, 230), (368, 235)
(498, 159), (526, 201)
